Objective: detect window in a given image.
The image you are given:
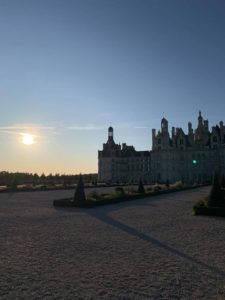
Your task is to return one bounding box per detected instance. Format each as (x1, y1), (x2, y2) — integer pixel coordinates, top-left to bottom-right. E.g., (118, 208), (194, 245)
(158, 139), (161, 144)
(179, 139), (184, 145)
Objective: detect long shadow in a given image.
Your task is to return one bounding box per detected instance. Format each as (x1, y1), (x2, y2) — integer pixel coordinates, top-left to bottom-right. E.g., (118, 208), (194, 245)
(53, 187), (225, 276)
(87, 210), (225, 278)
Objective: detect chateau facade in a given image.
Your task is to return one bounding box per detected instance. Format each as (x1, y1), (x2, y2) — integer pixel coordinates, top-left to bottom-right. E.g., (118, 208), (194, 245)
(98, 112), (225, 184)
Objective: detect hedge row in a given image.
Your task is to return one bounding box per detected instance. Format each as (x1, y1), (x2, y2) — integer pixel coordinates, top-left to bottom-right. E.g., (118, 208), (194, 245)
(53, 185), (203, 208)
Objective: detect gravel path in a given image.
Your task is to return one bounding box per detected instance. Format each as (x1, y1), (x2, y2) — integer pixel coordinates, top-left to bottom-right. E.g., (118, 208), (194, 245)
(1, 187), (225, 299)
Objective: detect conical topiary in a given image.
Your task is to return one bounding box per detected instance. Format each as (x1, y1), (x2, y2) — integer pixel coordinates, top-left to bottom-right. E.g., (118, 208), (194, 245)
(207, 170), (224, 207)
(137, 179), (145, 194)
(221, 174), (225, 189)
(166, 179), (170, 189)
(74, 174), (86, 206)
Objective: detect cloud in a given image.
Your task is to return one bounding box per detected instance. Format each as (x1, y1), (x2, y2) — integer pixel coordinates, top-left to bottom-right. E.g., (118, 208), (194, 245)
(134, 126), (149, 129)
(0, 121), (151, 137)
(0, 124), (58, 136)
(66, 124), (105, 131)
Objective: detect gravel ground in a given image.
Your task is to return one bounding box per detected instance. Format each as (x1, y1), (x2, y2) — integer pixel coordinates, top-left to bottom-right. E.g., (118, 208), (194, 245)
(1, 187), (225, 299)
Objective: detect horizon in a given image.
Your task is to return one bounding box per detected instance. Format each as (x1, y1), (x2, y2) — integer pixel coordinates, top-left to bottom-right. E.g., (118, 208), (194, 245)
(1, 0), (225, 174)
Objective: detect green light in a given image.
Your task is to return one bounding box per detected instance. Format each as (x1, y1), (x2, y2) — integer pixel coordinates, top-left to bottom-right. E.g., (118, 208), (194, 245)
(192, 159), (197, 164)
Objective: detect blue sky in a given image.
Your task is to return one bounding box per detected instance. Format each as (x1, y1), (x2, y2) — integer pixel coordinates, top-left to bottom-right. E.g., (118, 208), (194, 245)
(0, 0), (225, 174)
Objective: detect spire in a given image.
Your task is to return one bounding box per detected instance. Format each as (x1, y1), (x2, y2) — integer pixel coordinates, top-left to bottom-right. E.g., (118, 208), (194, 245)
(198, 110), (203, 126)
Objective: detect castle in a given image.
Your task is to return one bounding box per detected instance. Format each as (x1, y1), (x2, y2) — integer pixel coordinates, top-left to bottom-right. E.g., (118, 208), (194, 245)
(98, 112), (225, 184)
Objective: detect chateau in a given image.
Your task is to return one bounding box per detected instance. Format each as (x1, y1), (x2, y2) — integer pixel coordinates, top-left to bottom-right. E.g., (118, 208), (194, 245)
(98, 112), (225, 184)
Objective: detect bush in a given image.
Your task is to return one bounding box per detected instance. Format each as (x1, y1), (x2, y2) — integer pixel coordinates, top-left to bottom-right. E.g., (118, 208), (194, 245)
(125, 187), (136, 194)
(173, 181), (184, 189)
(193, 205), (225, 217)
(193, 170), (225, 217)
(89, 191), (101, 200)
(207, 170), (224, 207)
(153, 185), (162, 192)
(115, 186), (125, 193)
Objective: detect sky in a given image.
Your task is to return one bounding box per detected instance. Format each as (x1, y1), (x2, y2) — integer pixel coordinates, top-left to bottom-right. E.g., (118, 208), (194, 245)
(0, 0), (225, 175)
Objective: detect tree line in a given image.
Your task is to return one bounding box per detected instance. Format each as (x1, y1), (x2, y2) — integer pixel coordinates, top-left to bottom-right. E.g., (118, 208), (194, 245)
(0, 171), (98, 188)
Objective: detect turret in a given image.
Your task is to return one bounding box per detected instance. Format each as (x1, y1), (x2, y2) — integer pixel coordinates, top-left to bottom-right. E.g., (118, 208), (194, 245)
(198, 111), (203, 127)
(152, 129), (156, 149)
(188, 122), (193, 135)
(107, 126), (115, 144)
(204, 120), (209, 131)
(161, 118), (168, 133)
(172, 127), (175, 137)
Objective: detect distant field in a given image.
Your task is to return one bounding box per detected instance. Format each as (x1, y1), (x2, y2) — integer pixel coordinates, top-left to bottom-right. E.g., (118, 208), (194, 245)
(1, 186), (225, 299)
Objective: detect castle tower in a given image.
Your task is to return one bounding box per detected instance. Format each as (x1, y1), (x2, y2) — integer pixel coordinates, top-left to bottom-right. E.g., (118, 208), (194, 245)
(161, 118), (170, 149)
(108, 126), (114, 144)
(152, 129), (156, 150)
(161, 118), (168, 133)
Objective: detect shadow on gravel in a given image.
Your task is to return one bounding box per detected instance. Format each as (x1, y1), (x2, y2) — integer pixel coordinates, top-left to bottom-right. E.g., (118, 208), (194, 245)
(87, 210), (225, 278)
(54, 187), (225, 277)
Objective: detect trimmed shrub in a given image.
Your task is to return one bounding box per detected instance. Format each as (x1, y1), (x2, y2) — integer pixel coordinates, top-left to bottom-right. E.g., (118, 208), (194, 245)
(74, 174), (86, 206)
(166, 179), (170, 189)
(137, 179), (145, 194)
(193, 170), (225, 217)
(207, 170), (224, 207)
(221, 174), (225, 189)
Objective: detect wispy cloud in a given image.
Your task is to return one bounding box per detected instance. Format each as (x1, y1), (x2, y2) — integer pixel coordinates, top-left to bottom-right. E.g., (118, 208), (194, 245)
(66, 124), (105, 131)
(0, 124), (58, 136)
(134, 126), (149, 129)
(0, 121), (152, 137)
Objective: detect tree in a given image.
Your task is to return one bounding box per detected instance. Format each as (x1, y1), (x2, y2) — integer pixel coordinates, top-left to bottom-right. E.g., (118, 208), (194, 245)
(137, 179), (145, 194)
(74, 174), (86, 206)
(207, 170), (224, 207)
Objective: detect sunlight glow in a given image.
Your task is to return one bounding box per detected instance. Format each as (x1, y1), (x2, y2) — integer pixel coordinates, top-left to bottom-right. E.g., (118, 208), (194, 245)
(22, 133), (35, 146)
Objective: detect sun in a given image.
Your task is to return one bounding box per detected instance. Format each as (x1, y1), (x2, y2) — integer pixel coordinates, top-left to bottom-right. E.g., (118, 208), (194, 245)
(22, 133), (34, 146)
